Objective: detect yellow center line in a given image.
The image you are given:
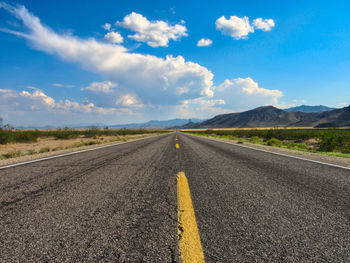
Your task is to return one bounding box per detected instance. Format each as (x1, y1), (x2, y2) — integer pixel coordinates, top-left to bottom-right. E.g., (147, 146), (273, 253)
(177, 172), (205, 263)
(176, 143), (180, 149)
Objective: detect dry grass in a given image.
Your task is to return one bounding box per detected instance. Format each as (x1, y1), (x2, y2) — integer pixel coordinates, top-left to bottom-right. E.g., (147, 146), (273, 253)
(181, 127), (315, 132)
(0, 133), (154, 163)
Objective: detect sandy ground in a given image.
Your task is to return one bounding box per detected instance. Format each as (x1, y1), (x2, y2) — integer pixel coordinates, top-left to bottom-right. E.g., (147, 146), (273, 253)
(196, 135), (350, 168)
(0, 134), (158, 167)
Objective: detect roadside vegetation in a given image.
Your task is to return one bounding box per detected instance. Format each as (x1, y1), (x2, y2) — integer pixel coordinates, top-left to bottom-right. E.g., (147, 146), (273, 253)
(183, 128), (350, 158)
(0, 119), (170, 160)
(0, 125), (168, 145)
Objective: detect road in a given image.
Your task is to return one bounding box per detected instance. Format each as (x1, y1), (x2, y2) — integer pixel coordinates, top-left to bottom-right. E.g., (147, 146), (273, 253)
(1, 132), (350, 262)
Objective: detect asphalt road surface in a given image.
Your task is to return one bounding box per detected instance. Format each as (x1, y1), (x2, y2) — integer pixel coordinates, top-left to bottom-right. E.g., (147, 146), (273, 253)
(1, 132), (350, 262)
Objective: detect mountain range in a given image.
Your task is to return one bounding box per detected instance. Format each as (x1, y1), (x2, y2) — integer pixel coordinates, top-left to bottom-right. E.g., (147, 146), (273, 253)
(182, 105), (350, 128)
(285, 105), (336, 113)
(109, 118), (204, 129)
(15, 118), (204, 129)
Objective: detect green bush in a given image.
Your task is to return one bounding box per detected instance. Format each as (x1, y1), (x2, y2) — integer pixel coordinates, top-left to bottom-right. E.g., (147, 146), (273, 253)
(340, 142), (350, 153)
(265, 138), (283, 146)
(319, 129), (346, 152)
(285, 142), (308, 151)
(249, 136), (261, 143)
(83, 140), (98, 146)
(237, 138), (244, 144)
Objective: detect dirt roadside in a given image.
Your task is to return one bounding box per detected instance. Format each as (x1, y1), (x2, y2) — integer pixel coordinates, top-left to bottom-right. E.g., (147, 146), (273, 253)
(0, 133), (161, 167)
(194, 135), (350, 168)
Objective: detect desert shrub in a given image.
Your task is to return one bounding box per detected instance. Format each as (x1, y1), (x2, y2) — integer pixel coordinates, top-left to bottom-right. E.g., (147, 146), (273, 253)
(319, 129), (346, 152)
(52, 146), (63, 151)
(83, 140), (98, 146)
(0, 127), (169, 144)
(184, 128), (350, 153)
(204, 129), (214, 134)
(340, 142), (350, 153)
(0, 129), (12, 144)
(265, 138), (283, 146)
(27, 149), (37, 155)
(285, 142), (308, 151)
(237, 138), (244, 144)
(53, 127), (78, 140)
(39, 147), (50, 153)
(84, 126), (100, 138)
(13, 131), (38, 143)
(249, 136), (261, 143)
(2, 150), (21, 159)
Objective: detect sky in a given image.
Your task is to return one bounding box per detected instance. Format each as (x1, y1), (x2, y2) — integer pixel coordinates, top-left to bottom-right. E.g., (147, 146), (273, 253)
(0, 0), (350, 126)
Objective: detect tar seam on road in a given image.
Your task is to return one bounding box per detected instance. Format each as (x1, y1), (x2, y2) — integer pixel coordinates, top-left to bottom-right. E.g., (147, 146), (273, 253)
(186, 133), (350, 171)
(0, 133), (171, 170)
(177, 172), (205, 263)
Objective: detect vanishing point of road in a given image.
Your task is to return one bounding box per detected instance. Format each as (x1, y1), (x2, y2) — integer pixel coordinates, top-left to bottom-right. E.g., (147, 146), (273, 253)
(1, 132), (350, 262)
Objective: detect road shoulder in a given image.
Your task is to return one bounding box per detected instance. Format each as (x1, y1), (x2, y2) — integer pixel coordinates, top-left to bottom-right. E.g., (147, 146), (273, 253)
(186, 133), (350, 169)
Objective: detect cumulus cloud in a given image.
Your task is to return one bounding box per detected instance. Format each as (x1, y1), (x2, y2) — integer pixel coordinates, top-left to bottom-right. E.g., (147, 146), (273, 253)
(0, 4), (283, 124)
(216, 15), (275, 39)
(215, 16), (254, 40)
(174, 98), (230, 119)
(102, 23), (111, 31)
(0, 4), (213, 107)
(115, 94), (143, 108)
(214, 77), (283, 110)
(81, 81), (117, 93)
(197, 38), (212, 47)
(115, 12), (188, 47)
(175, 77), (283, 118)
(0, 88), (137, 126)
(0, 88), (124, 114)
(103, 31), (123, 44)
(252, 18), (275, 31)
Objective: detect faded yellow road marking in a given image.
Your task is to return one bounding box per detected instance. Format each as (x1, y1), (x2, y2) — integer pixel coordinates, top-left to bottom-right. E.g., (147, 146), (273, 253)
(177, 172), (205, 263)
(176, 143), (180, 149)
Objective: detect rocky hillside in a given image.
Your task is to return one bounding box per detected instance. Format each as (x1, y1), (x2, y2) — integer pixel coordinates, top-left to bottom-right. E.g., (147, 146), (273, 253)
(183, 105), (350, 128)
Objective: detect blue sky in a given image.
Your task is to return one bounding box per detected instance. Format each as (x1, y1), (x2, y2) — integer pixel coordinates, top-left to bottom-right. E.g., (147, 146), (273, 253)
(0, 0), (350, 126)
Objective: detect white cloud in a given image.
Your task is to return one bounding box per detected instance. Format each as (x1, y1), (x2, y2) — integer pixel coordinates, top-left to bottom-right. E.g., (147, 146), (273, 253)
(174, 98), (230, 119)
(0, 88), (119, 114)
(102, 23), (111, 31)
(115, 12), (188, 47)
(81, 81), (117, 93)
(0, 4), (283, 124)
(215, 16), (254, 40)
(52, 83), (74, 88)
(104, 31), (123, 44)
(252, 18), (275, 31)
(173, 77), (283, 118)
(214, 77), (283, 110)
(216, 15), (275, 39)
(197, 38), (213, 47)
(0, 89), (136, 126)
(115, 94), (143, 108)
(0, 4), (213, 107)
